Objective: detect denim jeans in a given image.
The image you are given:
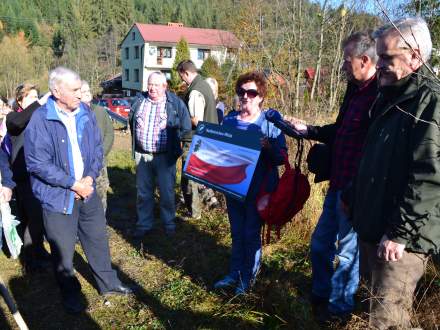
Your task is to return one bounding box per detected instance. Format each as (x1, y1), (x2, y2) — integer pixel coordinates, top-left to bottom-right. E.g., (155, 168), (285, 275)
(226, 197), (262, 289)
(311, 190), (359, 314)
(135, 152), (176, 231)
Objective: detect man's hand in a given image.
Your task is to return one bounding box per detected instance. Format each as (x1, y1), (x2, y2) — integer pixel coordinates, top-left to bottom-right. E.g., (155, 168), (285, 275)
(284, 116), (308, 134)
(0, 187), (12, 203)
(377, 234), (405, 261)
(71, 181), (94, 199)
(191, 117), (199, 128)
(80, 176), (93, 186)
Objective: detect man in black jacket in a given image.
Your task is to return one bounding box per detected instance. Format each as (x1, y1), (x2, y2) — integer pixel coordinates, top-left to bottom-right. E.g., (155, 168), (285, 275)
(286, 32), (378, 321)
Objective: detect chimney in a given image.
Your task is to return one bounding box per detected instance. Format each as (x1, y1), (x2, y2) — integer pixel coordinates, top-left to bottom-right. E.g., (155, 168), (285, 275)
(167, 22), (184, 27)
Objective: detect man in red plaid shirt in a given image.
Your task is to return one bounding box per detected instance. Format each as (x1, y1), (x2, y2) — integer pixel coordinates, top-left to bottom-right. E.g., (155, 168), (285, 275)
(286, 31), (378, 323)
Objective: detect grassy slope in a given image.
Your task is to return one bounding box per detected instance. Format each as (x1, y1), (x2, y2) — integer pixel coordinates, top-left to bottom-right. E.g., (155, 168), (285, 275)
(0, 133), (439, 329)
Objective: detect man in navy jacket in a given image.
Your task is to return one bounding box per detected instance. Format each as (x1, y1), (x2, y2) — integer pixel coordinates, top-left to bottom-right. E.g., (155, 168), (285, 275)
(24, 67), (132, 314)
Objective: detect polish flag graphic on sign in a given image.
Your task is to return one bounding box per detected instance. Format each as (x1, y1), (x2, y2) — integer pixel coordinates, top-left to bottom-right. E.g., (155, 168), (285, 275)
(186, 139), (254, 185)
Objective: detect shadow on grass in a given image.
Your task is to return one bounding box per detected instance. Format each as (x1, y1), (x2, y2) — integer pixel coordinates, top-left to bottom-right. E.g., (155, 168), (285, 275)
(0, 302), (13, 330)
(7, 271), (100, 330)
(106, 164), (320, 329)
(106, 166), (232, 287)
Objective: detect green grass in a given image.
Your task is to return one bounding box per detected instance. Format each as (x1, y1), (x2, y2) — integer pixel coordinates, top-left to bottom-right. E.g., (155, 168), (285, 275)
(0, 146), (439, 329)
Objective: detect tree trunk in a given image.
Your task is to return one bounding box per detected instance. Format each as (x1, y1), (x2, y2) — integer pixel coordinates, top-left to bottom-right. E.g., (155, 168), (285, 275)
(310, 0), (327, 101)
(294, 0), (303, 111)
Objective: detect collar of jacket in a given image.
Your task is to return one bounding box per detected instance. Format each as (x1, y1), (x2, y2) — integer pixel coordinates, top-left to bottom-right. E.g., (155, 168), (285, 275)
(375, 67), (429, 118)
(45, 96), (88, 121)
(188, 74), (202, 90)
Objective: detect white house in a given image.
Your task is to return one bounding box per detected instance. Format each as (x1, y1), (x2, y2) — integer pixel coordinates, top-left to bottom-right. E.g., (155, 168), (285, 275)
(120, 22), (240, 95)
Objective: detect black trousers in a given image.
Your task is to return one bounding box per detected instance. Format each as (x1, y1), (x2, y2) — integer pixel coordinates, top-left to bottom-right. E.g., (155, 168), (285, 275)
(15, 180), (47, 262)
(43, 192), (120, 296)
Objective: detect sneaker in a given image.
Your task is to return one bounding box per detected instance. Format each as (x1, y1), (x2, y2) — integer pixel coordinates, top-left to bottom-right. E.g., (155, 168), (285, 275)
(214, 275), (237, 289)
(207, 197), (220, 209)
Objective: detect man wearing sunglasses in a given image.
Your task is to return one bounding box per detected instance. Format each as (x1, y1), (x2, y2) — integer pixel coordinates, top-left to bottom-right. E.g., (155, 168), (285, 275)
(177, 60), (218, 220)
(286, 31), (378, 323)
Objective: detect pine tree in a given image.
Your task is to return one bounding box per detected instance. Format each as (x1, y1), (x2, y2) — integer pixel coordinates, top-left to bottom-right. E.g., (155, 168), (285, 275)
(169, 37), (190, 91)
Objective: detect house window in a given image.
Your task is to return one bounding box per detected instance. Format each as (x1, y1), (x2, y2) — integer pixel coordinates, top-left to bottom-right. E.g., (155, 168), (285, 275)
(197, 49), (210, 60)
(125, 47), (129, 59)
(132, 32), (135, 40)
(134, 69), (139, 82)
(125, 69), (130, 81)
(158, 47), (172, 58)
(134, 46), (139, 59)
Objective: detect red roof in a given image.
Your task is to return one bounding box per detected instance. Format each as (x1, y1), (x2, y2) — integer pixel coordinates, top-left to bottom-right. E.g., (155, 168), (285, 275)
(133, 23), (240, 48)
(304, 68), (316, 79)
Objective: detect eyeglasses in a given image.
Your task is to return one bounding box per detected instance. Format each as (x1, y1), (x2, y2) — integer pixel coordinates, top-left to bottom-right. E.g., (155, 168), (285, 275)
(237, 88), (259, 98)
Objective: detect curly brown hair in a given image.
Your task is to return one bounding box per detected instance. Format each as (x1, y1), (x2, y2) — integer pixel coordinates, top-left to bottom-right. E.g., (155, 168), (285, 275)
(235, 71), (267, 99)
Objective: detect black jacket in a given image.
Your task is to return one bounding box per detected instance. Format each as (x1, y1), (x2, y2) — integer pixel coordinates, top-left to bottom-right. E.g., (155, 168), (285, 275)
(129, 91), (191, 165)
(6, 101), (41, 183)
(352, 68), (440, 254)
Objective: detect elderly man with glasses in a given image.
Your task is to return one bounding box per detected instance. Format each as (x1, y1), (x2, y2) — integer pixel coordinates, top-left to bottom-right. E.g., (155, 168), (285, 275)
(349, 17), (440, 329)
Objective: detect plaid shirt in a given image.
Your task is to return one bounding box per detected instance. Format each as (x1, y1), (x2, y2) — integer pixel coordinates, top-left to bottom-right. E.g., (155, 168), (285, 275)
(330, 76), (377, 190)
(134, 97), (167, 153)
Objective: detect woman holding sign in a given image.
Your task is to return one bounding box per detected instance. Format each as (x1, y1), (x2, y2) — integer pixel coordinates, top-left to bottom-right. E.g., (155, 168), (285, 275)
(214, 71), (287, 294)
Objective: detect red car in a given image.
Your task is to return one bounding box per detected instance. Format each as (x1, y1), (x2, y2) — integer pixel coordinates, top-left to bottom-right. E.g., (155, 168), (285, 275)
(94, 98), (131, 118)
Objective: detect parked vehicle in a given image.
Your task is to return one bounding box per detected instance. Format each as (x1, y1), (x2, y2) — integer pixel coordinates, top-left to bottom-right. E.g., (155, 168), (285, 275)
(93, 98), (131, 118)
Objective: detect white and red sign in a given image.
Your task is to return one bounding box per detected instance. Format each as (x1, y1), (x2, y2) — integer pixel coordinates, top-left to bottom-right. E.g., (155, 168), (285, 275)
(183, 122), (261, 201)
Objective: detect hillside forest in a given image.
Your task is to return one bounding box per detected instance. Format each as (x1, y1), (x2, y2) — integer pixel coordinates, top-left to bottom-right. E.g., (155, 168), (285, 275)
(0, 0), (439, 115)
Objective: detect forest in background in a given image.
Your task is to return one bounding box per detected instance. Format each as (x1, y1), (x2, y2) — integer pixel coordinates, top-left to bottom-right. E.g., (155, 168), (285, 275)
(0, 0), (438, 115)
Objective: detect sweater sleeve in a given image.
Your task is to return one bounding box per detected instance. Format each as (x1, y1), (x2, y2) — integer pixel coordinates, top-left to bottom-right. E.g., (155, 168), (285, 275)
(101, 108), (114, 157)
(6, 101), (41, 136)
(0, 148), (15, 189)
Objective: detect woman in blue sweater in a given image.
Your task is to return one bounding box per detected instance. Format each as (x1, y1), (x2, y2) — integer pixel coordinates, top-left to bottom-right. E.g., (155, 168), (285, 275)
(215, 71), (287, 294)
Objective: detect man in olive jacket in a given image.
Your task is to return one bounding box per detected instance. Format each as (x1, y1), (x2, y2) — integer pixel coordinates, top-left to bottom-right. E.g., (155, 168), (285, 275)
(177, 60), (218, 219)
(80, 81), (114, 212)
(351, 17), (440, 329)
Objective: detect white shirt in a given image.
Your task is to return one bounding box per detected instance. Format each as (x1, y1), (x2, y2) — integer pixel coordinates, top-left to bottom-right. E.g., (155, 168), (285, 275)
(188, 90), (205, 121)
(55, 105), (84, 181)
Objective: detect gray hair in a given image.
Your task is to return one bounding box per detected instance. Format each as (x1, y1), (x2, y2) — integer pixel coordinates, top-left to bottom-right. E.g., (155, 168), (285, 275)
(147, 71), (167, 84)
(373, 17), (432, 62)
(205, 77), (218, 99)
(48, 67), (81, 92)
(81, 80), (90, 89)
(343, 31), (378, 63)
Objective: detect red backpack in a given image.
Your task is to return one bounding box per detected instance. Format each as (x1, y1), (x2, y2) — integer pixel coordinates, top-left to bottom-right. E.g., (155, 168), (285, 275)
(256, 140), (310, 244)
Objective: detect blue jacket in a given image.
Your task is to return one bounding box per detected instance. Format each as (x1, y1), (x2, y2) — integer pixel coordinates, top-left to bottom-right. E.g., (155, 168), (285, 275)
(129, 90), (191, 164)
(24, 97), (103, 214)
(0, 147), (15, 189)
